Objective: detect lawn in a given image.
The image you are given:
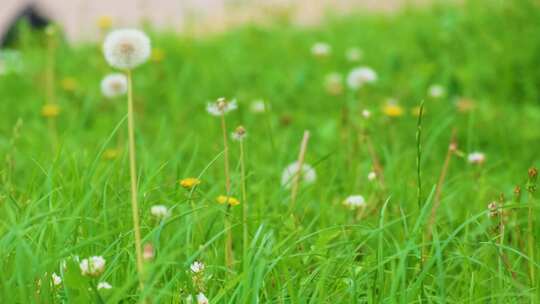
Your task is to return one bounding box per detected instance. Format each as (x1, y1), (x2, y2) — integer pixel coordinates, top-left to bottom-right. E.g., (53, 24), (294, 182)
(1, 0), (539, 302)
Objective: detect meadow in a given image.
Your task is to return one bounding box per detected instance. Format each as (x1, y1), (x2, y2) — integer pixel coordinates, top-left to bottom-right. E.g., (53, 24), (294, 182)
(1, 0), (540, 303)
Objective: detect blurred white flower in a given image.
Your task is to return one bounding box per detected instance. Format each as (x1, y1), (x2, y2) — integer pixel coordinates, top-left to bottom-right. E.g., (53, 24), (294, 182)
(101, 73), (128, 98)
(151, 205), (171, 219)
(231, 126), (247, 142)
(206, 98), (237, 116)
(250, 99), (267, 113)
(487, 202), (498, 218)
(281, 162), (317, 189)
(103, 29), (151, 70)
(347, 66), (377, 90)
(368, 171), (377, 181)
(97, 282), (112, 290)
(345, 47), (363, 62)
(428, 84), (446, 98)
(190, 261), (205, 273)
(467, 152), (486, 165)
(143, 243), (155, 261)
(324, 72), (343, 95)
(342, 195), (366, 210)
(80, 256), (106, 277)
(197, 293), (209, 304)
(51, 272), (62, 286)
(362, 109), (371, 119)
(311, 42), (331, 57)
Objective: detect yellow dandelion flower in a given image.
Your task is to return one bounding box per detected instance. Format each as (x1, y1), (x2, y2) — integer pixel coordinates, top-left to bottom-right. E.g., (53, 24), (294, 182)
(382, 103), (403, 117)
(97, 16), (113, 31)
(103, 148), (121, 160)
(180, 178), (201, 189)
(61, 77), (78, 92)
(216, 195), (240, 206)
(151, 48), (165, 63)
(41, 104), (60, 118)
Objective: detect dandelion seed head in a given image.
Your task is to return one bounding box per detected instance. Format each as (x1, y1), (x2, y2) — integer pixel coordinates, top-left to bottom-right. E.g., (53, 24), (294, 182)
(347, 66), (377, 90)
(311, 42), (331, 57)
(103, 29), (151, 70)
(281, 162), (317, 189)
(467, 152), (485, 165)
(206, 98), (237, 116)
(101, 73), (128, 98)
(232, 125), (247, 142)
(428, 84), (445, 98)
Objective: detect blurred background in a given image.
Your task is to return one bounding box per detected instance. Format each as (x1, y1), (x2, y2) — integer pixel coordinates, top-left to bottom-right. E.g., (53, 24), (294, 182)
(1, 0), (434, 43)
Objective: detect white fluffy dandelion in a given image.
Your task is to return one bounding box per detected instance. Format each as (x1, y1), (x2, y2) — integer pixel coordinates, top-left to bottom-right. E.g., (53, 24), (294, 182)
(150, 205), (170, 219)
(103, 29), (151, 70)
(281, 162), (317, 189)
(342, 195), (366, 210)
(51, 272), (62, 286)
(101, 73), (128, 98)
(206, 98), (238, 116)
(197, 293), (209, 304)
(347, 66), (377, 90)
(467, 152), (486, 165)
(368, 171), (377, 181)
(190, 261), (205, 273)
(345, 47), (363, 62)
(79, 256), (106, 277)
(97, 282), (113, 290)
(428, 84), (446, 98)
(311, 42), (331, 57)
(231, 126), (247, 142)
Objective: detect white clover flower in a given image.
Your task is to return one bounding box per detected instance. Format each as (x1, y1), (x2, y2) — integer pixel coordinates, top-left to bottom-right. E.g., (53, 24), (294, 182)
(150, 205), (171, 220)
(97, 282), (112, 290)
(324, 72), (343, 95)
(51, 272), (62, 286)
(428, 84), (446, 98)
(197, 293), (209, 304)
(343, 195), (366, 210)
(250, 99), (267, 113)
(101, 73), (128, 98)
(206, 98), (238, 116)
(103, 29), (151, 70)
(347, 66), (377, 90)
(311, 42), (331, 57)
(368, 171), (377, 181)
(80, 256), (106, 277)
(362, 109), (371, 119)
(281, 162), (317, 189)
(345, 47), (363, 62)
(190, 261), (205, 273)
(467, 152), (486, 165)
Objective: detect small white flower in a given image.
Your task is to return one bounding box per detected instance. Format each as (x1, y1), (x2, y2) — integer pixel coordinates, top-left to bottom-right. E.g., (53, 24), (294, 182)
(345, 47), (363, 62)
(467, 152), (486, 165)
(347, 66), (377, 90)
(281, 162), (317, 189)
(368, 171), (377, 181)
(103, 29), (151, 70)
(51, 272), (62, 286)
(311, 42), (331, 57)
(362, 109), (371, 119)
(197, 293), (209, 304)
(324, 72), (343, 95)
(101, 73), (128, 98)
(80, 256), (106, 277)
(206, 98), (238, 116)
(150, 205), (170, 219)
(343, 195), (366, 210)
(487, 202), (498, 218)
(190, 261), (205, 273)
(250, 99), (267, 113)
(97, 282), (112, 290)
(428, 84), (445, 98)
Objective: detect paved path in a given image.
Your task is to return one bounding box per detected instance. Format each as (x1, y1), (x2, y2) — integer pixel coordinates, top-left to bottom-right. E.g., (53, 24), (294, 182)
(1, 0), (424, 42)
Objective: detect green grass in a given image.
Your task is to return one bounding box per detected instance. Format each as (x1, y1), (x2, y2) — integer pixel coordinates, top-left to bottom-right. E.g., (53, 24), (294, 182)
(1, 0), (540, 302)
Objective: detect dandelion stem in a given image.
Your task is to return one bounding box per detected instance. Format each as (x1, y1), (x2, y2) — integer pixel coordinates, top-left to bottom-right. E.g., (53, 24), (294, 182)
(291, 130), (310, 209)
(527, 173), (536, 288)
(126, 70), (145, 291)
(220, 113), (234, 269)
(240, 139), (249, 269)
